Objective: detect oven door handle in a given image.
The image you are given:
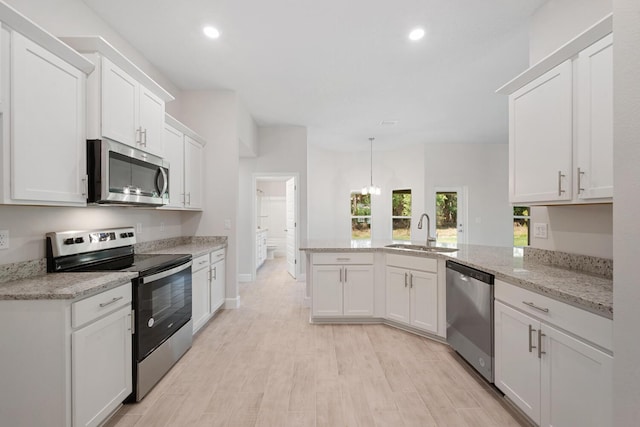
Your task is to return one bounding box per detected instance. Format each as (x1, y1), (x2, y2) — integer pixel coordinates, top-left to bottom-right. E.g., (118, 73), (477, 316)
(142, 260), (192, 283)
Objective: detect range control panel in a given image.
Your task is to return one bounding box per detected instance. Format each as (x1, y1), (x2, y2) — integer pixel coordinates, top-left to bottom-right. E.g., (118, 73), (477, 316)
(46, 227), (136, 258)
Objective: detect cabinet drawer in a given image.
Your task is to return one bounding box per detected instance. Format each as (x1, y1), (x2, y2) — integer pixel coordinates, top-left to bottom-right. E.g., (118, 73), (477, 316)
(73, 282), (132, 328)
(312, 252), (373, 265)
(210, 248), (225, 262)
(386, 254), (437, 272)
(193, 254), (210, 272)
(495, 280), (612, 351)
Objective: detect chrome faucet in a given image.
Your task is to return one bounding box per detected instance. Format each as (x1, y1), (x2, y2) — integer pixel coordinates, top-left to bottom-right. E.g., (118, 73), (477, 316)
(417, 213), (436, 247)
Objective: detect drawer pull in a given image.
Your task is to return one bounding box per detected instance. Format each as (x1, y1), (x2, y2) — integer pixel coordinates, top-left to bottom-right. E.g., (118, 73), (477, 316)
(528, 325), (537, 353)
(404, 272), (408, 288)
(215, 253), (224, 258)
(336, 257), (351, 262)
(99, 296), (124, 308)
(522, 301), (549, 313)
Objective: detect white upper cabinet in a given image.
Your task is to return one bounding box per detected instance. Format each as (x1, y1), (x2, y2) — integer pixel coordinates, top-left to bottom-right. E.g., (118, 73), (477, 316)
(576, 34), (613, 200)
(509, 61), (573, 204)
(60, 37), (174, 158)
(0, 4), (94, 207)
(162, 115), (206, 211)
(498, 15), (613, 205)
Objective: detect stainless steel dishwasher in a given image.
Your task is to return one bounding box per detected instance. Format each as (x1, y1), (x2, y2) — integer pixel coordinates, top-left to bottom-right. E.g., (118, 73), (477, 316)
(446, 260), (495, 383)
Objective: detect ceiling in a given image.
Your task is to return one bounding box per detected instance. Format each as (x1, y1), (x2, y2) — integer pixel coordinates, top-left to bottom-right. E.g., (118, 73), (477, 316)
(83, 0), (547, 151)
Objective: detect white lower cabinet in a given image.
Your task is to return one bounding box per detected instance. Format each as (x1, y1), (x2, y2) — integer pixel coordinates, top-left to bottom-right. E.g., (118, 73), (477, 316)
(192, 249), (227, 334)
(73, 304), (132, 427)
(210, 249), (226, 313)
(311, 253), (374, 318)
(494, 281), (612, 427)
(385, 255), (438, 334)
(0, 281), (132, 427)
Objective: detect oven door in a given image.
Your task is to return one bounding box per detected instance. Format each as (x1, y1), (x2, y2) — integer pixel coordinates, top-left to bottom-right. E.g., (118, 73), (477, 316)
(135, 261), (192, 361)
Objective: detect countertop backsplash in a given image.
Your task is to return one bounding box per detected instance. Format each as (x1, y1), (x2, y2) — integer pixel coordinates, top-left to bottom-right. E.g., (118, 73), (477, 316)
(524, 247), (613, 279)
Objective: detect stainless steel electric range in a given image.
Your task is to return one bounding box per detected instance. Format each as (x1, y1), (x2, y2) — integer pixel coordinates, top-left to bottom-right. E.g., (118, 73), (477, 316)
(46, 227), (193, 402)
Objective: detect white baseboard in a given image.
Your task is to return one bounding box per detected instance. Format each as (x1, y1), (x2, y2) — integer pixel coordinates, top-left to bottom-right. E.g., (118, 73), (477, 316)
(297, 273), (306, 283)
(303, 296), (311, 307)
(225, 296), (240, 309)
(237, 273), (253, 283)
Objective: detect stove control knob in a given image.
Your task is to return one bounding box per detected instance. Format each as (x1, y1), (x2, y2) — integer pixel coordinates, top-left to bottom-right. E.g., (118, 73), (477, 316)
(147, 318), (154, 328)
(74, 237), (84, 244)
(64, 238), (74, 245)
(120, 233), (128, 238)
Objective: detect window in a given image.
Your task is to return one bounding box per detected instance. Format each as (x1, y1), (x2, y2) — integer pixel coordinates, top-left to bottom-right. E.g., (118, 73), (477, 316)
(351, 192), (371, 240)
(514, 206), (530, 247)
(436, 192), (458, 244)
(392, 189), (411, 241)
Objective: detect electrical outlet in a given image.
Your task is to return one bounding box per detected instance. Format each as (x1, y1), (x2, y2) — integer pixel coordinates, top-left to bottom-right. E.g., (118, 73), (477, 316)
(533, 223), (548, 239)
(0, 230), (9, 249)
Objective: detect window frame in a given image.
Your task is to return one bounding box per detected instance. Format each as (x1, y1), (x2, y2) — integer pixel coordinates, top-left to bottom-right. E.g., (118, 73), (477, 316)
(513, 206), (530, 247)
(391, 189), (412, 241)
(350, 192), (372, 240)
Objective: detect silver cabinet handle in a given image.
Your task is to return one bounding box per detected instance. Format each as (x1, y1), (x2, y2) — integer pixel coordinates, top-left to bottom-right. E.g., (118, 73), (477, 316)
(528, 325), (537, 353)
(577, 167), (585, 194)
(558, 171), (566, 196)
(181, 193), (186, 205)
(344, 268), (348, 283)
(538, 329), (546, 358)
(404, 272), (408, 288)
(187, 192), (191, 206)
(99, 296), (124, 308)
(339, 267), (343, 283)
(213, 266), (217, 280)
(136, 127), (142, 143)
(522, 301), (549, 313)
(142, 128), (148, 146)
(81, 175), (88, 197)
(409, 272), (413, 288)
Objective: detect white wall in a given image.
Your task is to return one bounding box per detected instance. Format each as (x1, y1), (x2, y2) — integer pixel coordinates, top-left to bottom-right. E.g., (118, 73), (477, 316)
(176, 90), (240, 307)
(238, 126), (307, 277)
(530, 205), (613, 258)
(529, 0), (612, 64)
(612, 0), (640, 424)
(424, 144), (512, 247)
(307, 142), (512, 247)
(237, 99), (258, 158)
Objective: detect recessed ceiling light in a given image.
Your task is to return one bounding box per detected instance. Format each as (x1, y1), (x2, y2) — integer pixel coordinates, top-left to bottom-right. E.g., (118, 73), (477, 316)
(203, 26), (220, 39)
(408, 28), (425, 41)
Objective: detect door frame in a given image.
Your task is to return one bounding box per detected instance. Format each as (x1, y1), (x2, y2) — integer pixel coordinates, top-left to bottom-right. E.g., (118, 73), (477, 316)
(433, 186), (468, 245)
(252, 173), (300, 280)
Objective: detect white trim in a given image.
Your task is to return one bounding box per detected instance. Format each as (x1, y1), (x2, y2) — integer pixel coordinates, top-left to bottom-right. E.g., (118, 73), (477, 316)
(237, 274), (253, 283)
(297, 273), (307, 283)
(224, 296), (240, 309)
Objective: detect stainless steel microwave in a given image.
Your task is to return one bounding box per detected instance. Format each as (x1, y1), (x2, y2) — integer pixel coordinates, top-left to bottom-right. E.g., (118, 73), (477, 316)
(87, 139), (169, 206)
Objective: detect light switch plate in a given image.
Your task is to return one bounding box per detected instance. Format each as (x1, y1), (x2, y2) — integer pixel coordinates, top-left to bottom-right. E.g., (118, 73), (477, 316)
(533, 223), (548, 239)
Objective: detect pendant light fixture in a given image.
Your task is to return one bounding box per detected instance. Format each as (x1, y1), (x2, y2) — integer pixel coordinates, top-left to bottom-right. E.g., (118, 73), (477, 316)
(362, 137), (381, 195)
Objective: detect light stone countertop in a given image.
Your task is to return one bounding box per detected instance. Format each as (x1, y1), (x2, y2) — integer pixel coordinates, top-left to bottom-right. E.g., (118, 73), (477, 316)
(0, 271), (137, 301)
(301, 240), (613, 319)
(0, 236), (227, 301)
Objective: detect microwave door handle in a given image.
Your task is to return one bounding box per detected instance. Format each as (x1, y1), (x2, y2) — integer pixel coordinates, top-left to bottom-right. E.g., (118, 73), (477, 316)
(156, 167), (168, 195)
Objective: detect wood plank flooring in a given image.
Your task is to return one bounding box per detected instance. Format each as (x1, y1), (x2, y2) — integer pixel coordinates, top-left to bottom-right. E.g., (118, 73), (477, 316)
(105, 258), (527, 427)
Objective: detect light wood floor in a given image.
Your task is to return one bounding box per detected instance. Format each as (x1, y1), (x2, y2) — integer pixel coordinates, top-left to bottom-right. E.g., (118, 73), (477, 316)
(105, 258), (527, 427)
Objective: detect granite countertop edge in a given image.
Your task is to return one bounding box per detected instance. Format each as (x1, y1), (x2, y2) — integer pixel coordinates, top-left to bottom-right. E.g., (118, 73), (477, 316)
(301, 242), (613, 320)
(0, 238), (227, 301)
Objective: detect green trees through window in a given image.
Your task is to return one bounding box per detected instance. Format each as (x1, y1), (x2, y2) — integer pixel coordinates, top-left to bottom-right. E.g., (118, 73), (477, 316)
(514, 206), (530, 246)
(351, 193), (371, 239)
(392, 189), (412, 240)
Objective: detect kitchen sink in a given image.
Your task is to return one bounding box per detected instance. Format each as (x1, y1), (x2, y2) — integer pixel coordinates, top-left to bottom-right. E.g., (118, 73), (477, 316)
(385, 243), (458, 253)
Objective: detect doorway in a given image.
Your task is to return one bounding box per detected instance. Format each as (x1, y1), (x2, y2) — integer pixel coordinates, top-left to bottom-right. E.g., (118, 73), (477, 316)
(434, 187), (468, 246)
(253, 174), (299, 280)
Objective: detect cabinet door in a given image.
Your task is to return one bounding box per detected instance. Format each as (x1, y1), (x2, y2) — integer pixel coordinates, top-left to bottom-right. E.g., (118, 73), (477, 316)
(576, 34), (613, 200)
(101, 57), (138, 147)
(385, 266), (411, 325)
(163, 124), (185, 208)
(192, 267), (210, 333)
(312, 265), (343, 317)
(10, 32), (87, 205)
(540, 324), (612, 427)
(184, 136), (203, 209)
(509, 61), (573, 204)
(72, 304), (132, 427)
(409, 270), (438, 333)
(343, 265), (374, 317)
(494, 301), (541, 424)
(138, 86), (164, 157)
(210, 258), (226, 312)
